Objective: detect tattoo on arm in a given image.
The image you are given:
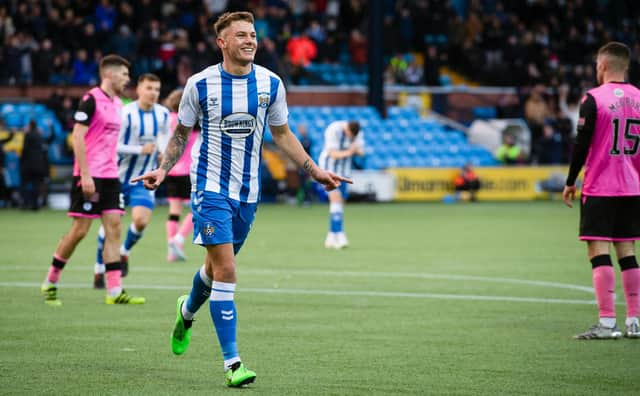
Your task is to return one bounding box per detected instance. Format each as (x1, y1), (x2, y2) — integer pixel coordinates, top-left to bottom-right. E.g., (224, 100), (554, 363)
(303, 158), (315, 176)
(160, 124), (190, 173)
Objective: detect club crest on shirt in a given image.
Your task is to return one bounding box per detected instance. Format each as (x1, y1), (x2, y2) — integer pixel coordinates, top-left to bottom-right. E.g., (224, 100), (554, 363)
(220, 112), (257, 138)
(258, 92), (270, 108)
(614, 88), (624, 98)
(203, 223), (215, 236)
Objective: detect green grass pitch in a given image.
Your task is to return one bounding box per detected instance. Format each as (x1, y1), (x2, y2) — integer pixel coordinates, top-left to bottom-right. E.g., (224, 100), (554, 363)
(0, 202), (638, 395)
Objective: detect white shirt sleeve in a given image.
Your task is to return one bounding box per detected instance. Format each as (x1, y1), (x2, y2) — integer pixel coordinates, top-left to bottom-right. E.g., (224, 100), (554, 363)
(323, 122), (343, 151)
(267, 77), (289, 127)
(156, 107), (171, 153)
(178, 78), (200, 128)
(117, 106), (142, 155)
(354, 131), (365, 149)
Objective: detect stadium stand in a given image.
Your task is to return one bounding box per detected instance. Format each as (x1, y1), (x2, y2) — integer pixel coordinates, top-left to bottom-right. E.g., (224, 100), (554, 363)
(0, 102), (70, 166)
(2, 1), (638, 89)
(283, 105), (497, 169)
(1, 0), (640, 180)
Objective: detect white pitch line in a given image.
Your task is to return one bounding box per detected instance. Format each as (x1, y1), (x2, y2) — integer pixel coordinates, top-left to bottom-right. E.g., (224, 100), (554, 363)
(245, 269), (595, 294)
(0, 281), (596, 305)
(0, 266), (594, 293)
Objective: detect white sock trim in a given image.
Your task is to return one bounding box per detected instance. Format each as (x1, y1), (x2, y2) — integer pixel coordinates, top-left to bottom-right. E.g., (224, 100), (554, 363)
(182, 298), (195, 320)
(130, 223), (143, 235)
(212, 281), (236, 292)
(98, 225), (105, 239)
(173, 234), (185, 245)
(211, 281), (235, 301)
(599, 317), (616, 328)
(199, 265), (212, 287)
(329, 202), (343, 213)
(95, 263), (105, 274)
(224, 357), (241, 371)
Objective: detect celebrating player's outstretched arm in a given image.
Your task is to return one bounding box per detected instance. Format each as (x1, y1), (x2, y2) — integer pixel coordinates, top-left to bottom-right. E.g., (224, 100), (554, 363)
(131, 123), (191, 189)
(269, 123), (352, 191)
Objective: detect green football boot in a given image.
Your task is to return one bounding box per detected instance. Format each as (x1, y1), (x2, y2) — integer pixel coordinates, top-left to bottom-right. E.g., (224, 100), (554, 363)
(105, 290), (145, 305)
(171, 295), (192, 355)
(225, 362), (256, 387)
(41, 284), (62, 307)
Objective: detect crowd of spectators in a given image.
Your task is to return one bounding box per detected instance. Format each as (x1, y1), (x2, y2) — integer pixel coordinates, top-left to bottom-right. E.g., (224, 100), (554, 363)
(2, 1), (639, 89)
(2, 0), (640, 167)
(0, 0), (372, 93)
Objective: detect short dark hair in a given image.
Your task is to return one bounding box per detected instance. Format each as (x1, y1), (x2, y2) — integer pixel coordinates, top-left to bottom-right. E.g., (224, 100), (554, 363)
(214, 11), (254, 36)
(99, 54), (130, 74)
(347, 121), (360, 136)
(597, 42), (631, 71)
(138, 73), (160, 84)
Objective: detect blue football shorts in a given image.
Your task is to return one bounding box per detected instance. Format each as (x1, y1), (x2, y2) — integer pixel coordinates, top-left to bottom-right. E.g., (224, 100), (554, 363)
(122, 182), (155, 210)
(191, 191), (257, 254)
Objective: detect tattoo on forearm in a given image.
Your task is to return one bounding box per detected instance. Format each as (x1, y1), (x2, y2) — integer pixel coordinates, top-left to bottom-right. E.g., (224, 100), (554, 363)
(161, 124), (190, 172)
(303, 158), (315, 176)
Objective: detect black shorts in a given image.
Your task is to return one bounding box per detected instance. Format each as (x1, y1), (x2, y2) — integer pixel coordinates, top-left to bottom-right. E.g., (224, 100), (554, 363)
(165, 175), (191, 200)
(68, 177), (124, 218)
(580, 195), (640, 241)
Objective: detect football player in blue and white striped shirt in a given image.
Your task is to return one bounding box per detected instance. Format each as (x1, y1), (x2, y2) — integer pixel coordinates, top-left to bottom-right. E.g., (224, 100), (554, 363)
(133, 12), (350, 388)
(318, 120), (365, 249)
(94, 73), (170, 287)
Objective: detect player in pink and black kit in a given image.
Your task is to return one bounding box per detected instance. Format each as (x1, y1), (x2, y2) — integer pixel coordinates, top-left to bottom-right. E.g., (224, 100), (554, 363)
(40, 55), (145, 306)
(564, 42), (640, 339)
(163, 89), (198, 262)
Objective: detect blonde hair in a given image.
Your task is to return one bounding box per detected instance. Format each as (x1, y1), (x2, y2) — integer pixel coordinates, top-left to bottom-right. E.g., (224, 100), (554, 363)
(214, 11), (254, 37)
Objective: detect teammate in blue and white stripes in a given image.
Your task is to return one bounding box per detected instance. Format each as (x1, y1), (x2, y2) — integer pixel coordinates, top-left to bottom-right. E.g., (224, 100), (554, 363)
(318, 120), (364, 249)
(94, 73), (170, 288)
(132, 12), (351, 387)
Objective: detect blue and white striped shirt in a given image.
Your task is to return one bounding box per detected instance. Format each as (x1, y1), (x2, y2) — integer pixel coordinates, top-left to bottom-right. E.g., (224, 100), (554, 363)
(118, 101), (171, 185)
(318, 121), (365, 177)
(178, 63), (288, 203)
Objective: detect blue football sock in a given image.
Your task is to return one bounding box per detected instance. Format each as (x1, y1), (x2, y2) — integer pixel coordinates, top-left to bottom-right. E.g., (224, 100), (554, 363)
(209, 281), (240, 369)
(183, 265), (212, 319)
(123, 223), (143, 251)
(96, 225), (105, 265)
(329, 202), (343, 233)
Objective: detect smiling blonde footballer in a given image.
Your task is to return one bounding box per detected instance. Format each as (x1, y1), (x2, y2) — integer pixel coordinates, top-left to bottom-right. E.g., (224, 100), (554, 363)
(133, 11), (351, 387)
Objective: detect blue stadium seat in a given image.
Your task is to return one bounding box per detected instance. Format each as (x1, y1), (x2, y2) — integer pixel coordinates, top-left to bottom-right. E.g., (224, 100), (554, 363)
(4, 113), (24, 128)
(473, 106), (497, 119)
(279, 105), (497, 170)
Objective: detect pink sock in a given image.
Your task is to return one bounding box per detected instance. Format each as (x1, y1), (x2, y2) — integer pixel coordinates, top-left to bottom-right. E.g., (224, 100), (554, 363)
(47, 266), (62, 283)
(621, 268), (640, 318)
(47, 254), (68, 283)
(178, 213), (193, 239)
(166, 220), (178, 242)
(593, 266), (616, 318)
(106, 270), (122, 292)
